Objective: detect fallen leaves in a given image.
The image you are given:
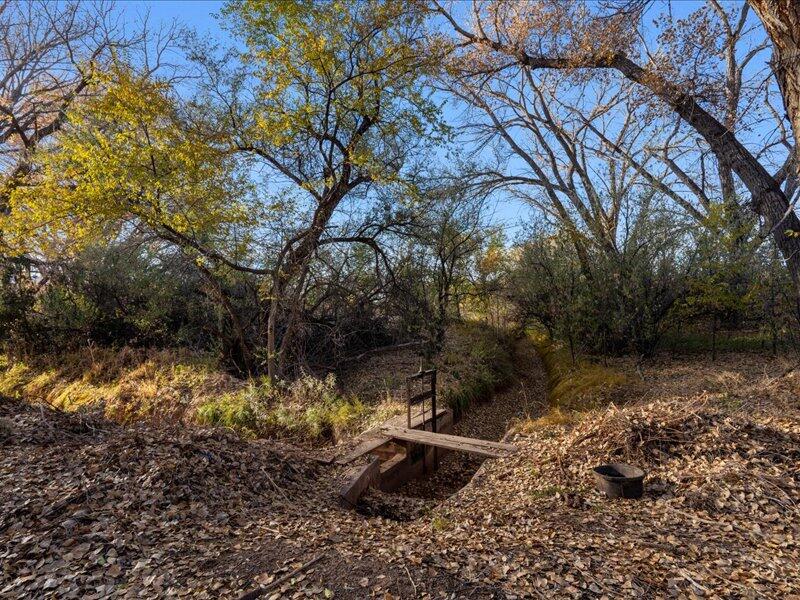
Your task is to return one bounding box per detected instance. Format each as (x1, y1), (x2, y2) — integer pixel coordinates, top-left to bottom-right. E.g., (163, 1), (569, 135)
(1, 351), (799, 598)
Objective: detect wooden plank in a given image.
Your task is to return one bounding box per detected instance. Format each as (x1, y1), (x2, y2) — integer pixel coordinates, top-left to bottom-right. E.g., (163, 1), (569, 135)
(407, 368), (436, 381)
(380, 426), (518, 458)
(335, 435), (391, 465)
(336, 406), (450, 465)
(339, 458), (380, 508)
(383, 426), (518, 452)
(378, 452), (407, 475)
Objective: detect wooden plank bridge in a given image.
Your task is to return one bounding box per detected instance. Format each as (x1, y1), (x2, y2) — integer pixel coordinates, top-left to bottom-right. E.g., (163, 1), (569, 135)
(336, 367), (518, 507)
(379, 426), (517, 458)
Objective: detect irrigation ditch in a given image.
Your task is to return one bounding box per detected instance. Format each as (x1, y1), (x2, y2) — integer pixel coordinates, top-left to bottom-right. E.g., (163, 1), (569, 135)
(349, 335), (547, 520)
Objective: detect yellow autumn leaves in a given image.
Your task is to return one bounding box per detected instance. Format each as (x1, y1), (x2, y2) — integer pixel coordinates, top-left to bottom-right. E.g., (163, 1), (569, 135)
(2, 67), (256, 259)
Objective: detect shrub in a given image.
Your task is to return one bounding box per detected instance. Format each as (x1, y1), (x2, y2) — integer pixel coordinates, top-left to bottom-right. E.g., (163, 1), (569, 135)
(510, 214), (686, 357)
(196, 373), (367, 442)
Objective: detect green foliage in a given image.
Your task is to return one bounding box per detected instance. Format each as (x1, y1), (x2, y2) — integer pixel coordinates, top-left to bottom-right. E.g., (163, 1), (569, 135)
(195, 386), (262, 435)
(222, 0), (445, 186)
(669, 204), (797, 355)
(0, 260), (37, 347)
(430, 516), (452, 532)
(197, 373), (367, 441)
(0, 244), (221, 354)
(511, 211), (685, 356)
(440, 322), (514, 416)
(3, 66), (260, 260)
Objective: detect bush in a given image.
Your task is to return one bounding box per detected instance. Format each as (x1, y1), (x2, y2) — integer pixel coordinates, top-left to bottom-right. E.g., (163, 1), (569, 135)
(510, 214), (687, 357)
(440, 322), (515, 416)
(196, 374), (367, 442)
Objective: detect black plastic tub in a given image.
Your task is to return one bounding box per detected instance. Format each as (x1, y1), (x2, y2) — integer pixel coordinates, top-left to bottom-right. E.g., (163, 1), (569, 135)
(592, 463), (645, 499)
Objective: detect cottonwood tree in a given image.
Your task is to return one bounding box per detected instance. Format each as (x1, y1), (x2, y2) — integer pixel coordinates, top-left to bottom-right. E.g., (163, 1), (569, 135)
(0, 1), (132, 206)
(749, 0), (800, 164)
(434, 0), (800, 291)
(443, 62), (679, 275)
(203, 0), (444, 377)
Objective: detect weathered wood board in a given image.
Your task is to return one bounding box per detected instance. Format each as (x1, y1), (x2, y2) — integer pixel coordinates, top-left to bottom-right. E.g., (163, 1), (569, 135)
(334, 435), (391, 465)
(339, 458), (380, 508)
(379, 426), (517, 458)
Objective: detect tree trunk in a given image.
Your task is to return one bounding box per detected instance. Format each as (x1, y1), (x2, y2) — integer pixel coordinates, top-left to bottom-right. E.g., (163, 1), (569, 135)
(712, 316), (718, 362)
(265, 190), (344, 379)
(266, 282), (281, 380)
(750, 0), (800, 174)
(196, 263), (254, 375)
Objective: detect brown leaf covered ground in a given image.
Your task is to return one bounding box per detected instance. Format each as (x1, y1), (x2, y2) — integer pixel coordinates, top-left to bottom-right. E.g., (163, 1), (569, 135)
(2, 347), (799, 599)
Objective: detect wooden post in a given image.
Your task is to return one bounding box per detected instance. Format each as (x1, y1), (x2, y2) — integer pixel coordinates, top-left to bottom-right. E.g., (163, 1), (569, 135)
(405, 368), (438, 474)
(431, 370), (438, 470)
(406, 376), (412, 429)
(339, 458), (380, 509)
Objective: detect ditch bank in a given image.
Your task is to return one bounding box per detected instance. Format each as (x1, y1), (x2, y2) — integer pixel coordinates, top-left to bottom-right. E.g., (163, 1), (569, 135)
(352, 335), (547, 518)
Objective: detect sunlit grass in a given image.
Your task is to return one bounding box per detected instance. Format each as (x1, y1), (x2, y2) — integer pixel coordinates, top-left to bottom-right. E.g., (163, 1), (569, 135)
(514, 328), (628, 432)
(196, 374), (368, 442)
(0, 348), (236, 423)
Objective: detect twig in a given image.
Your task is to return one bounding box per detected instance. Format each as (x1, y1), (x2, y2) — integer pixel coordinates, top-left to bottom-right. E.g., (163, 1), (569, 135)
(570, 430), (597, 447)
(770, 361), (800, 382)
(404, 564), (417, 596)
(238, 554), (325, 600)
(679, 569), (711, 594)
(263, 472), (289, 502)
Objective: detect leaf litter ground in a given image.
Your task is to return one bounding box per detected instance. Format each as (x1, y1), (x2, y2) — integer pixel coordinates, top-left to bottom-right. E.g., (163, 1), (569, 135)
(1, 349), (798, 598)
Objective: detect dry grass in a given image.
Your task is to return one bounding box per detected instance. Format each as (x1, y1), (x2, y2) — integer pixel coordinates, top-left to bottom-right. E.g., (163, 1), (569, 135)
(0, 349), (365, 444)
(196, 374), (368, 443)
(0, 348), (239, 424)
(514, 330), (628, 432)
(0, 320), (517, 445)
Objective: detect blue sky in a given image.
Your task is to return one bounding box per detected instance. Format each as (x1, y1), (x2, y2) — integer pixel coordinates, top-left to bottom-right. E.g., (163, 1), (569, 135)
(126, 0), (224, 36)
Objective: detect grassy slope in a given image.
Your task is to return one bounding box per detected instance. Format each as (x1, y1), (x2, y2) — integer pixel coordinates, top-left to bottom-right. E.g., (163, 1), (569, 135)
(0, 347), (237, 424)
(516, 329), (628, 430)
(0, 321), (515, 445)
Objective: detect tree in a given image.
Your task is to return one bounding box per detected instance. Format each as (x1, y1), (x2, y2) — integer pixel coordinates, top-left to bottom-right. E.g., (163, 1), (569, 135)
(749, 0), (800, 169)
(0, 1), (132, 206)
(402, 183), (489, 354)
(435, 0), (800, 291)
(442, 61), (687, 275)
(2, 66), (264, 372)
(4, 1), (446, 379)
(206, 0), (444, 377)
